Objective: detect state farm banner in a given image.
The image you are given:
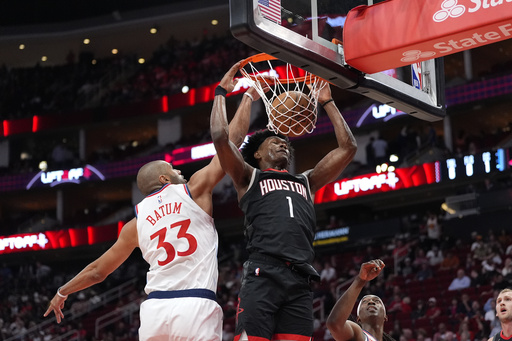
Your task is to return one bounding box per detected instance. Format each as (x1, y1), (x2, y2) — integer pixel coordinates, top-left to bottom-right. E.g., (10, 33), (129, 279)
(343, 0), (512, 74)
(314, 163), (440, 204)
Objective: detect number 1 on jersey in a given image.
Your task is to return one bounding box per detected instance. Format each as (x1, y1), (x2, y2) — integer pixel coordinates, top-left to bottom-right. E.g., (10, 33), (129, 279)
(286, 196), (294, 218)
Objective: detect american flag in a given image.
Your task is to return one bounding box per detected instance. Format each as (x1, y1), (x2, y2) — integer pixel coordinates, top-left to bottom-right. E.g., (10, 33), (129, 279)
(258, 0), (281, 25)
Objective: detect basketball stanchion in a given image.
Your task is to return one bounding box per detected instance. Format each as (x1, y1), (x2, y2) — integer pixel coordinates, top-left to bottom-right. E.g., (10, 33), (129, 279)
(239, 53), (328, 137)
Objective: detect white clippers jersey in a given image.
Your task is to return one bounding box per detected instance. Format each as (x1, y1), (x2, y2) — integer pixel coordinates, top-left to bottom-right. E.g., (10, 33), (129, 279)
(135, 183), (218, 294)
(363, 330), (378, 341)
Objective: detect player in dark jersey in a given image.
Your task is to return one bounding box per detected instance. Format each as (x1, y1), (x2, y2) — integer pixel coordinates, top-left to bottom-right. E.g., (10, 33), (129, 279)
(326, 259), (396, 341)
(211, 62), (357, 341)
(489, 288), (512, 341)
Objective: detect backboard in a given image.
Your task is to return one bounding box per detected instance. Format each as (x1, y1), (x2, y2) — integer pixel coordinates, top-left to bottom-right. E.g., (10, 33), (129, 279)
(230, 0), (446, 121)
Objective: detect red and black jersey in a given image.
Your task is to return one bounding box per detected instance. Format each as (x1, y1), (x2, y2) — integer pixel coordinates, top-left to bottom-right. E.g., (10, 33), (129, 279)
(239, 168), (316, 265)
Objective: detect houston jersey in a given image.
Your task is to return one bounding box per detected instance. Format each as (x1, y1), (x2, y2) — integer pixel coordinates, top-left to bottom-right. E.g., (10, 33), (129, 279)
(135, 183), (218, 294)
(239, 168), (316, 264)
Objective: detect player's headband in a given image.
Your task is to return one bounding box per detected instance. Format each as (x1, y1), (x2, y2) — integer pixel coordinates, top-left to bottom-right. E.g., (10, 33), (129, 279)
(357, 295), (386, 317)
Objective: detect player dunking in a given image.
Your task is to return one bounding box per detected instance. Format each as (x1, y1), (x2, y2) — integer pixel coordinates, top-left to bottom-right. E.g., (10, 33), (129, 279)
(211, 63), (357, 340)
(326, 259), (396, 341)
(43, 70), (261, 340)
(489, 288), (512, 341)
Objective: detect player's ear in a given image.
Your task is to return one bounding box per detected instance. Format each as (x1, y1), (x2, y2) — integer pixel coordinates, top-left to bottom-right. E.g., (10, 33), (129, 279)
(159, 174), (170, 184)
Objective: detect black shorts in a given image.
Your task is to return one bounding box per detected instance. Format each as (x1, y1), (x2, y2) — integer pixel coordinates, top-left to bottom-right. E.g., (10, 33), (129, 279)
(234, 254), (314, 341)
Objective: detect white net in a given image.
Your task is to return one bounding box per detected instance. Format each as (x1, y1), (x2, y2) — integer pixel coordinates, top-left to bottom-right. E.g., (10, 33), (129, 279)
(239, 56), (327, 137)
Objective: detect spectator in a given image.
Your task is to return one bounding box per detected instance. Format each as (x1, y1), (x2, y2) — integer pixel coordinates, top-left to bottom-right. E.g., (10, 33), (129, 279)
(401, 258), (414, 277)
(473, 236), (490, 261)
(433, 323), (449, 341)
(35, 262), (52, 283)
(484, 290), (500, 313)
(416, 328), (432, 341)
(411, 299), (427, 321)
(470, 269), (488, 288)
(389, 296), (412, 314)
(448, 297), (461, 320)
(457, 293), (474, 316)
(425, 297), (442, 320)
(491, 273), (510, 292)
(425, 211), (442, 243)
(413, 249), (430, 270)
(448, 269), (471, 291)
(416, 263), (434, 281)
(471, 233), (483, 252)
(390, 320), (403, 341)
(502, 257), (512, 278)
(401, 328), (415, 341)
(388, 293), (404, 312)
(457, 319), (474, 341)
(426, 245), (444, 267)
(440, 251), (460, 271)
(485, 298), (501, 338)
(321, 261), (337, 283)
(372, 134), (388, 165)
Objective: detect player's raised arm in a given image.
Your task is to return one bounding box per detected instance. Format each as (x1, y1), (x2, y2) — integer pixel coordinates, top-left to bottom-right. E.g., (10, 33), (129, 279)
(210, 62), (254, 194)
(327, 260), (385, 341)
(188, 62), (262, 207)
(307, 83), (357, 193)
(44, 218), (138, 323)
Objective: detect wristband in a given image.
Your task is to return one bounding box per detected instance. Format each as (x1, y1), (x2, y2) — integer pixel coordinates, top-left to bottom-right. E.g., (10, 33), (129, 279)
(215, 85), (228, 97)
(321, 99), (334, 107)
(244, 92), (254, 101)
(57, 288), (68, 299)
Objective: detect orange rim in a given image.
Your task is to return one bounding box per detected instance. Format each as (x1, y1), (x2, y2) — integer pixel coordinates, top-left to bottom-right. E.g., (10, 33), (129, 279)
(239, 53), (323, 85)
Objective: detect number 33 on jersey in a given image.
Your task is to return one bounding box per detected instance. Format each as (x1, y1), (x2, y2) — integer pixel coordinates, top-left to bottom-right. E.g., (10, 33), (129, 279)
(135, 183), (219, 292)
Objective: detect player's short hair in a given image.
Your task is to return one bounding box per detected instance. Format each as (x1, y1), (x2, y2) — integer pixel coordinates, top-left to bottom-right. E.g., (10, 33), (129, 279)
(240, 129), (294, 168)
(499, 288), (512, 296)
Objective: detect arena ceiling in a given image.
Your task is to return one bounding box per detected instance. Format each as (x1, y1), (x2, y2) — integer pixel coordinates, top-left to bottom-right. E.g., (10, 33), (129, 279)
(0, 0), (230, 68)
(1, 0), (175, 26)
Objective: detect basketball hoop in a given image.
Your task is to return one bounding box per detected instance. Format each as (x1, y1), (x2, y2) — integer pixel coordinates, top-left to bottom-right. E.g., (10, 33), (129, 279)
(239, 53), (328, 137)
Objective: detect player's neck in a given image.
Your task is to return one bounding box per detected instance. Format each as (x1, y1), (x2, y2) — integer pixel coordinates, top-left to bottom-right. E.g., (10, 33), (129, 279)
(501, 323), (512, 339)
(362, 323), (383, 341)
(259, 161), (287, 171)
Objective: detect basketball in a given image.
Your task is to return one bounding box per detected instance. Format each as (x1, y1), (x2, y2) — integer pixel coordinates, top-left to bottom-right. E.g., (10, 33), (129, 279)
(269, 91), (316, 137)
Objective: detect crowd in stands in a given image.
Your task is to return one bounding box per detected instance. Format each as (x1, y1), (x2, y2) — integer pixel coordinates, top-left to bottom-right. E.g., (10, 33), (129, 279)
(2, 208), (512, 340)
(2, 30), (512, 182)
(0, 33), (257, 121)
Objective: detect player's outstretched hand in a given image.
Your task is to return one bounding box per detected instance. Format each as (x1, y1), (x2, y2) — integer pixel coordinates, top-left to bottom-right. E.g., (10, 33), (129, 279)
(245, 81), (271, 102)
(219, 61), (242, 94)
(43, 293), (67, 323)
(318, 82), (333, 106)
(359, 259), (385, 282)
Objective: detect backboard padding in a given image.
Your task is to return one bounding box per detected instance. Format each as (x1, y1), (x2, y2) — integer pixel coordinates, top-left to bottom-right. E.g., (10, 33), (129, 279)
(230, 0), (446, 121)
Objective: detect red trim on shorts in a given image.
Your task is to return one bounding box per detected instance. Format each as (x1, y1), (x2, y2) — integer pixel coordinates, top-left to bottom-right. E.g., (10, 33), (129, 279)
(233, 333), (310, 341)
(234, 334), (270, 341)
(272, 334), (311, 341)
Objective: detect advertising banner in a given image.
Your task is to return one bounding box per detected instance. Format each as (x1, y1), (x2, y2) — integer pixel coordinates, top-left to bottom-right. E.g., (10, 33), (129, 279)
(344, 0), (512, 73)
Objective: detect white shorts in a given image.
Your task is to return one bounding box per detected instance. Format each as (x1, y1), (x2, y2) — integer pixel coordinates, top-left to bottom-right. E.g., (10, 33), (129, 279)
(139, 295), (223, 341)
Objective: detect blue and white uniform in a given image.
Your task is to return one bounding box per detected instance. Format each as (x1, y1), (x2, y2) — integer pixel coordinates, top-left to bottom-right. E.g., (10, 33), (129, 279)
(136, 183), (222, 340)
